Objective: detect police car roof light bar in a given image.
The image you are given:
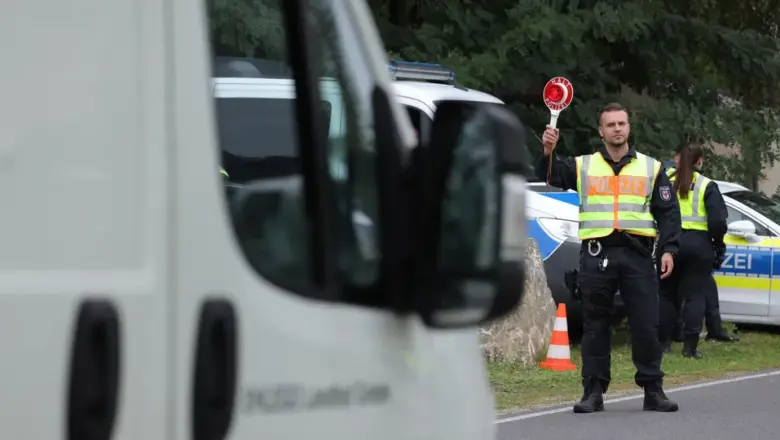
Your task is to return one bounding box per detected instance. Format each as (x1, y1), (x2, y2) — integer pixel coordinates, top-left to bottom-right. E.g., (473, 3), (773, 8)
(388, 60), (456, 82)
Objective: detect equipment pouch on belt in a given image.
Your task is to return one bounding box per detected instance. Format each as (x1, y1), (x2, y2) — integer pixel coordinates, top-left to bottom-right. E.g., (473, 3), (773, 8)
(584, 283), (612, 317)
(564, 269), (582, 301)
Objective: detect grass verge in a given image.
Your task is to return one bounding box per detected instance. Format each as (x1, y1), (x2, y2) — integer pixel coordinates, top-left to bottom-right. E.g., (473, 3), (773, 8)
(489, 325), (780, 413)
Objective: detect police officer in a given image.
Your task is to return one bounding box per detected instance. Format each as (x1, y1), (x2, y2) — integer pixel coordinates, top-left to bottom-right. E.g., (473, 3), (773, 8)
(537, 102), (681, 413)
(659, 143), (734, 358)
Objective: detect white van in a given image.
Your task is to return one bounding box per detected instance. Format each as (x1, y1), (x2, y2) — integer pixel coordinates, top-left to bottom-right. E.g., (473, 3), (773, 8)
(0, 0), (531, 439)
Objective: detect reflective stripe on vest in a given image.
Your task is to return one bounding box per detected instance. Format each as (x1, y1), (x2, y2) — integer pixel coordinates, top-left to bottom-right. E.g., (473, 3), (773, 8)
(576, 152), (659, 239)
(666, 168), (709, 231)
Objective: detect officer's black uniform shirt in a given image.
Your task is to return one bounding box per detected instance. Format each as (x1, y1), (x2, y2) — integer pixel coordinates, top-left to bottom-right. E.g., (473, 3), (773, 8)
(666, 168), (728, 249)
(535, 145), (681, 255)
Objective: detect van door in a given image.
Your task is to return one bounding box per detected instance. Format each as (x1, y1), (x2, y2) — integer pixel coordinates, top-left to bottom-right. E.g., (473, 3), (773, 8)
(169, 0), (439, 439)
(0, 0), (169, 438)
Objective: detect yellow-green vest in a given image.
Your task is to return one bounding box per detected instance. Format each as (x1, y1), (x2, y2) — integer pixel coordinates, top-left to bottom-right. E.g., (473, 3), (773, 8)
(220, 168), (229, 178)
(666, 167), (709, 231)
(575, 151), (660, 239)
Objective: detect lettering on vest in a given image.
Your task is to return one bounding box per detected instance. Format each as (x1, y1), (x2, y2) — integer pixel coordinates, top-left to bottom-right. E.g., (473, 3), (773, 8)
(586, 175), (647, 197)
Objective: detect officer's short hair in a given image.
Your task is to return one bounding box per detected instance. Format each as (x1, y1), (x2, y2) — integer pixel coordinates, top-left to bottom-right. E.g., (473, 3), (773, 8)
(598, 102), (629, 124)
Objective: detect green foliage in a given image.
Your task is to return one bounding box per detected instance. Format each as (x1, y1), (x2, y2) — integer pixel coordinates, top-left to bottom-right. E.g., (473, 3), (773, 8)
(210, 0), (286, 58)
(206, 0), (780, 189)
(374, 0), (780, 189)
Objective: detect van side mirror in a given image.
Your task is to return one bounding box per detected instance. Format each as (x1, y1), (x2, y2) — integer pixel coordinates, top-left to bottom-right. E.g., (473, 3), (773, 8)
(409, 101), (530, 328)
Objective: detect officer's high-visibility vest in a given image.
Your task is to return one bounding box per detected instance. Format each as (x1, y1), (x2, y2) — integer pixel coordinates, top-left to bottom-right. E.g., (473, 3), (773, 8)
(575, 151), (660, 239)
(220, 168), (229, 178)
(666, 167), (709, 231)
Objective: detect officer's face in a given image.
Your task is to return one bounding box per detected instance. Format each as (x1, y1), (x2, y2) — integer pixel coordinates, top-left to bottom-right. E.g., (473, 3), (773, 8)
(599, 110), (630, 147)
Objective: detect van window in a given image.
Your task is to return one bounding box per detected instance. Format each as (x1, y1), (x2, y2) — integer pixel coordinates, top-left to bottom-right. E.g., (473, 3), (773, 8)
(208, 0), (381, 299)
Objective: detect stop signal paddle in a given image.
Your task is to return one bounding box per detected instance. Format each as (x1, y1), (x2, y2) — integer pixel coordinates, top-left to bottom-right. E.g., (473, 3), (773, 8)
(542, 77), (574, 190)
(543, 77), (574, 129)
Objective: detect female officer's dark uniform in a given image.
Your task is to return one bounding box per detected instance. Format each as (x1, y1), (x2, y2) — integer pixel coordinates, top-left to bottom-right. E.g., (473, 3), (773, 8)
(659, 143), (728, 358)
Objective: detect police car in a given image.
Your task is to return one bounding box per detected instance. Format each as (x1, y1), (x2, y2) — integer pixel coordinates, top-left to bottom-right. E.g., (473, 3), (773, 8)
(386, 61), (505, 143)
(527, 173), (780, 339)
(715, 183), (780, 325)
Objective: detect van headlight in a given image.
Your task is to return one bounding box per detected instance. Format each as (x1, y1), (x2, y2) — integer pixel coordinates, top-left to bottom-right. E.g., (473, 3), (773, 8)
(537, 217), (580, 243)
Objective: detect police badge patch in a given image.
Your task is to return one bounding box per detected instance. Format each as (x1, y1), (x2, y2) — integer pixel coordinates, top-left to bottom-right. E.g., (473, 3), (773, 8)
(660, 185), (671, 201)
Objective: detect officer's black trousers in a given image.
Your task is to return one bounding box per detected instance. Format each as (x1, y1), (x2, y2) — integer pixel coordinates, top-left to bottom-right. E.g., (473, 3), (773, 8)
(704, 280), (725, 335)
(668, 272), (725, 337)
(579, 244), (663, 392)
(659, 231), (715, 340)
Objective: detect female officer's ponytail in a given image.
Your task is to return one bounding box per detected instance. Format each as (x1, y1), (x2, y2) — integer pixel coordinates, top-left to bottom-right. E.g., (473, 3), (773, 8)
(673, 142), (704, 199)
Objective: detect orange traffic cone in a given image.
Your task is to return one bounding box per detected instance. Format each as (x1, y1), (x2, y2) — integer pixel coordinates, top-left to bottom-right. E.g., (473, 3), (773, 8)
(539, 303), (577, 371)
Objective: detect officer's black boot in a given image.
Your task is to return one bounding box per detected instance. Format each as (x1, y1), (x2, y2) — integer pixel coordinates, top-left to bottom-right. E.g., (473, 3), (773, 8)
(682, 336), (703, 359)
(643, 384), (679, 412)
(573, 382), (604, 414)
(705, 332), (740, 343)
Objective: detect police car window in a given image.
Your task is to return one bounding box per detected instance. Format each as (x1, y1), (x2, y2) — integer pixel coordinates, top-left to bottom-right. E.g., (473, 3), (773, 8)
(728, 191), (780, 227)
(726, 205), (772, 236)
(208, 0), (381, 298)
(403, 105), (432, 145)
(216, 98), (331, 161)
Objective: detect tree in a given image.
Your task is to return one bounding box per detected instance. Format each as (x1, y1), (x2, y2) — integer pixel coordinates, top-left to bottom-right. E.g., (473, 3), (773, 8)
(369, 0), (780, 188)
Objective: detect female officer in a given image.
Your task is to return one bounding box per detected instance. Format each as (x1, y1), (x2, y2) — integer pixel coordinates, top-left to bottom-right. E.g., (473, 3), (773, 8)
(658, 142), (728, 358)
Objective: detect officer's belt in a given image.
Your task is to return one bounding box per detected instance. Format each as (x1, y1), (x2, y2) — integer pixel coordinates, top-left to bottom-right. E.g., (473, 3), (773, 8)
(586, 231), (654, 256)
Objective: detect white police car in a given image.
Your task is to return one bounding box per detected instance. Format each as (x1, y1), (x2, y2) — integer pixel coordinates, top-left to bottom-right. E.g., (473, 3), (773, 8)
(714, 184), (780, 325)
(385, 61), (505, 143)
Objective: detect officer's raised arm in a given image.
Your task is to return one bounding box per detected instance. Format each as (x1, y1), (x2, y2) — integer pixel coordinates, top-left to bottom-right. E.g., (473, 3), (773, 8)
(533, 126), (578, 190)
(651, 167), (681, 256)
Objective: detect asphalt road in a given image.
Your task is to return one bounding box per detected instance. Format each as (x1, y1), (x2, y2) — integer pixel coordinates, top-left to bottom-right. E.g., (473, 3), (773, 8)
(496, 370), (780, 440)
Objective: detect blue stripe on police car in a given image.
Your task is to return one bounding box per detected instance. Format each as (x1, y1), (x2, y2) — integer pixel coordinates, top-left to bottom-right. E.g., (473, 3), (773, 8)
(719, 247), (772, 277)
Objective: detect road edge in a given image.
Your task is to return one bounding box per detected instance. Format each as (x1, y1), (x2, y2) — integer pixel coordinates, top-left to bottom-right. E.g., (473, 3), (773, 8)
(495, 368), (780, 423)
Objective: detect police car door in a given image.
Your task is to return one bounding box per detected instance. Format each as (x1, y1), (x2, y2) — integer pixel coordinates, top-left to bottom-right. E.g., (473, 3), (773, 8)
(719, 202), (771, 316)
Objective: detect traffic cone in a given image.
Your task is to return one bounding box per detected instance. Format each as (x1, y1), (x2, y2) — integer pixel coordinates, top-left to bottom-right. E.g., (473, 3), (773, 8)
(539, 303), (577, 371)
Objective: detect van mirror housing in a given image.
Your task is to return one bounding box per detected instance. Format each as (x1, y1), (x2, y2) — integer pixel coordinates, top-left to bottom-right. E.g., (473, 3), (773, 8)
(409, 101), (530, 328)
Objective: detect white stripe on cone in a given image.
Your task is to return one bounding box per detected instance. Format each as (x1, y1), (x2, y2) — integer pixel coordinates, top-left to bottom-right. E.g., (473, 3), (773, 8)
(546, 343), (571, 360)
(553, 317), (568, 331)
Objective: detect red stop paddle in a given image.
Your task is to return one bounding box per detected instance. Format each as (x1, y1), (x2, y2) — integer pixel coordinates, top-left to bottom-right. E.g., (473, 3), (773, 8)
(542, 77), (574, 189)
(543, 77), (574, 129)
